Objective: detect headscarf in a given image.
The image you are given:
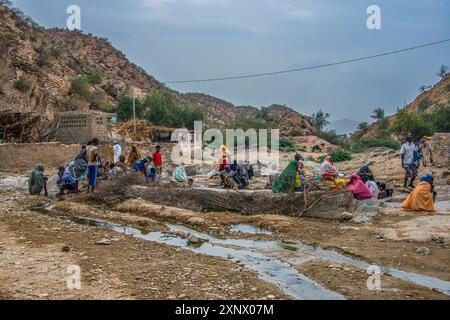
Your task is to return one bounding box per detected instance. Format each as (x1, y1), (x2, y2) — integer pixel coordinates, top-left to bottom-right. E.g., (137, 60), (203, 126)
(29, 164), (45, 195)
(347, 174), (373, 200)
(357, 164), (375, 183)
(419, 174), (433, 183)
(272, 160), (298, 193)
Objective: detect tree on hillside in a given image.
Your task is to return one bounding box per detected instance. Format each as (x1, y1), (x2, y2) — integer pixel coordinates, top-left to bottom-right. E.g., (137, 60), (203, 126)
(144, 91), (183, 128)
(309, 110), (330, 134)
(390, 110), (433, 140)
(0, 0), (13, 8)
(371, 107), (385, 121)
(418, 97), (432, 113)
(437, 65), (448, 78)
(419, 85), (431, 94)
(357, 122), (369, 132)
(115, 96), (143, 121)
(427, 103), (450, 132)
(144, 91), (203, 130)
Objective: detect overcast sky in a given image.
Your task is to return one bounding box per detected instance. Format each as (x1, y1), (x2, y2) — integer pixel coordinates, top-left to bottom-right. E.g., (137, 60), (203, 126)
(10, 0), (450, 122)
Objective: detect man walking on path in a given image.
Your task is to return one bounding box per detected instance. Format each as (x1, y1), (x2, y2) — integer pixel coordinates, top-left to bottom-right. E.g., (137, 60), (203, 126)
(152, 145), (163, 175)
(86, 138), (100, 193)
(400, 136), (418, 189)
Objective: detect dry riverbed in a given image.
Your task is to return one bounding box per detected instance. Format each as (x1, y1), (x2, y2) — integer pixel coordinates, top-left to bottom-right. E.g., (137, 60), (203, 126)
(0, 172), (449, 300)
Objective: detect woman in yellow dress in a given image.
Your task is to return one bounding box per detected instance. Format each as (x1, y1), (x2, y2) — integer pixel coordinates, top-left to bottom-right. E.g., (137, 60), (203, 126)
(402, 174), (436, 212)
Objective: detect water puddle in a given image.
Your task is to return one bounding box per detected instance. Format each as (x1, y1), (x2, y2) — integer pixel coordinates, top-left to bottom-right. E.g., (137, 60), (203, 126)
(106, 221), (343, 300)
(31, 206), (450, 299)
(167, 225), (450, 296)
(229, 224), (273, 235)
(436, 201), (450, 212)
(384, 198), (450, 213)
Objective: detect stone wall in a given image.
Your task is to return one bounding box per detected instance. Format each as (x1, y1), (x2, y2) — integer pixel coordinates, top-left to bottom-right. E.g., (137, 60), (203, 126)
(432, 133), (450, 168)
(0, 143), (110, 171)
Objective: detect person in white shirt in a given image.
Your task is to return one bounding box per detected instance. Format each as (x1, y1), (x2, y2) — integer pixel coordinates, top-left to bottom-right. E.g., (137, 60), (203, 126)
(113, 141), (122, 164)
(400, 136), (418, 189)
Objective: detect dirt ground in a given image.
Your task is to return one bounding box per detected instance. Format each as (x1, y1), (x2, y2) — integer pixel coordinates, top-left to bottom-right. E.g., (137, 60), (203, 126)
(0, 185), (449, 300)
(0, 148), (449, 300)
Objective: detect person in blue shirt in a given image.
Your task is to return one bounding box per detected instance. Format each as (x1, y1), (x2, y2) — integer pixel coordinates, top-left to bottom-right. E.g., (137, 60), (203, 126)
(56, 166), (77, 196)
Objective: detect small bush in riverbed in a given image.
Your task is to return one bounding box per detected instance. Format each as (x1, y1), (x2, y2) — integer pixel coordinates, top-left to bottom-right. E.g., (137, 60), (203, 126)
(13, 77), (31, 92)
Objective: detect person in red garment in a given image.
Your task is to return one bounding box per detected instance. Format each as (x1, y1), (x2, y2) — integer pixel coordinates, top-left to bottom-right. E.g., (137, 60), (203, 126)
(152, 145), (163, 175)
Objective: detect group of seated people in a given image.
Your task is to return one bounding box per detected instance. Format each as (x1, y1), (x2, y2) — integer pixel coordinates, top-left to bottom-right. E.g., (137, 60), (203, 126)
(214, 158), (254, 189)
(272, 154), (394, 202)
(29, 143), (165, 197)
(318, 156), (394, 201)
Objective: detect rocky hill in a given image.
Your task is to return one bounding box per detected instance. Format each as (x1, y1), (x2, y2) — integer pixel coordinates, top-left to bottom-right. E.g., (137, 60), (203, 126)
(355, 73), (450, 139)
(180, 92), (316, 135)
(0, 4), (166, 117)
(0, 3), (320, 142)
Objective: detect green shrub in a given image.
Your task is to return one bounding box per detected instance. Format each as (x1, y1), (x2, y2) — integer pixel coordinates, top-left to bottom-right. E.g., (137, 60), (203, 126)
(143, 91), (204, 130)
(318, 130), (350, 149)
(375, 117), (390, 139)
(279, 138), (296, 151)
(418, 97), (432, 112)
(114, 95), (144, 121)
(351, 138), (401, 153)
(13, 77), (31, 92)
(49, 43), (65, 58)
(318, 150), (352, 163)
(426, 103), (450, 132)
(389, 110), (433, 140)
(290, 129), (304, 137)
(86, 69), (103, 85)
(70, 75), (91, 99)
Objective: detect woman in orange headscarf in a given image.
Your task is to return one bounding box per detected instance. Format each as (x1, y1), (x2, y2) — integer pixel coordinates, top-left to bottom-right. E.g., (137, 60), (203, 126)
(402, 174), (436, 212)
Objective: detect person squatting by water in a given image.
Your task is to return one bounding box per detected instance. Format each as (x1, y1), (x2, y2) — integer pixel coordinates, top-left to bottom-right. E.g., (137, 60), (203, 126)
(28, 164), (48, 197)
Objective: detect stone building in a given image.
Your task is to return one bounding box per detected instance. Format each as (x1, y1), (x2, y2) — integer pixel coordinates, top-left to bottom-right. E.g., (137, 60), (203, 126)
(432, 132), (450, 167)
(55, 111), (116, 144)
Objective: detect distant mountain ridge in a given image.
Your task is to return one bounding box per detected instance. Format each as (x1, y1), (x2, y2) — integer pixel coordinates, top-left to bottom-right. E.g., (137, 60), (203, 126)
(328, 119), (360, 135)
